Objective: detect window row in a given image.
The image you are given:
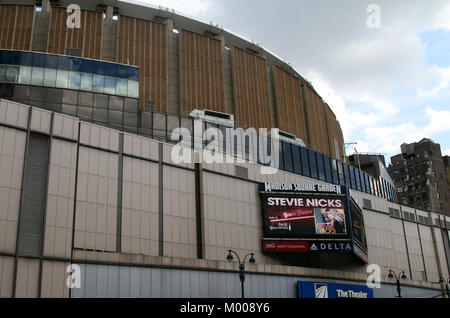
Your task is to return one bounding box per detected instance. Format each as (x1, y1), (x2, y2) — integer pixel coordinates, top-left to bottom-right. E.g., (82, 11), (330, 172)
(136, 112), (398, 203)
(0, 65), (139, 98)
(0, 50), (139, 80)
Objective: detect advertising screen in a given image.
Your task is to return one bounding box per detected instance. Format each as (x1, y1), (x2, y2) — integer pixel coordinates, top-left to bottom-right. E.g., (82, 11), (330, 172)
(261, 193), (349, 239)
(350, 198), (368, 260)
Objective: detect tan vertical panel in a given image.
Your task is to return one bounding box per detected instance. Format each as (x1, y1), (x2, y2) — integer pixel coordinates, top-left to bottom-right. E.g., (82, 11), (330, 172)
(12, 5), (33, 50)
(0, 5), (17, 49)
(15, 258), (40, 298)
(41, 261), (70, 298)
(0, 256), (14, 298)
(48, 7), (66, 54)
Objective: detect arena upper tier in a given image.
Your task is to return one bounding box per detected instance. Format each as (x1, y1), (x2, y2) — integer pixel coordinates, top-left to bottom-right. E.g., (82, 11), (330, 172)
(0, 0), (345, 161)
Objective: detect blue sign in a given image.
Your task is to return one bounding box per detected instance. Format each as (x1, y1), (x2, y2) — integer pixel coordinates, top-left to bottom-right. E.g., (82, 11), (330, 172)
(308, 241), (352, 253)
(297, 281), (374, 298)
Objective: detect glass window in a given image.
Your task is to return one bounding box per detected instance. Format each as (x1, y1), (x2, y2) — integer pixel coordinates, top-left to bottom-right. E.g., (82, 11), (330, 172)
(12, 85), (31, 101)
(30, 67), (45, 86)
(292, 145), (302, 175)
(364, 174), (370, 194)
(93, 108), (108, 124)
(46, 88), (62, 104)
(45, 54), (58, 69)
(337, 161), (345, 186)
(108, 110), (123, 126)
(62, 90), (78, 105)
(124, 98), (138, 113)
(56, 70), (69, 88)
(309, 150), (318, 179)
(344, 164), (351, 188)
(80, 73), (93, 91)
(282, 142), (293, 173)
(30, 86), (46, 101)
(140, 112), (152, 136)
(124, 112), (137, 127)
(92, 75), (104, 93)
(153, 112), (166, 140)
(331, 159), (339, 185)
(5, 65), (19, 82)
(0, 65), (6, 81)
(18, 66), (32, 85)
(109, 96), (123, 111)
(78, 92), (93, 107)
(349, 166), (356, 190)
(78, 106), (93, 121)
(324, 156), (332, 183)
(103, 77), (116, 95)
(278, 145), (285, 170)
(58, 56), (71, 71)
(316, 153), (325, 181)
(116, 78), (128, 96)
(61, 104), (77, 116)
(43, 68), (57, 87)
(68, 71), (81, 90)
(94, 93), (108, 109)
(32, 53), (46, 68)
(19, 51), (33, 66)
(300, 147), (310, 177)
(128, 80), (139, 98)
(354, 169), (361, 191)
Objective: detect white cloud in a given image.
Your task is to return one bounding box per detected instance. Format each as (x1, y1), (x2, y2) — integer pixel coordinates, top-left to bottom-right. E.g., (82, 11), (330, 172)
(443, 149), (450, 156)
(124, 0), (212, 17)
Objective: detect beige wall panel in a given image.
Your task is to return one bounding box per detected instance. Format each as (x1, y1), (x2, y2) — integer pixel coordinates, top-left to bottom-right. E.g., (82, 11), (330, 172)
(0, 256), (14, 298)
(15, 258), (39, 298)
(40, 261), (70, 298)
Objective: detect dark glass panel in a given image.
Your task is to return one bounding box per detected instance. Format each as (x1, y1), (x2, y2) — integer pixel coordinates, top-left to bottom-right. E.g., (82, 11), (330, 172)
(46, 88), (62, 104)
(309, 150), (318, 179)
(124, 98), (138, 113)
(124, 112), (137, 127)
(108, 110), (123, 126)
(30, 86), (46, 101)
(78, 92), (93, 107)
(282, 142), (293, 173)
(300, 147), (310, 177)
(324, 156), (332, 183)
(94, 93), (108, 109)
(62, 90), (78, 105)
(292, 145), (302, 175)
(78, 106), (93, 121)
(45, 54), (58, 68)
(32, 53), (46, 67)
(61, 104), (77, 116)
(12, 85), (31, 101)
(316, 153), (325, 181)
(93, 108), (108, 123)
(57, 56), (72, 71)
(109, 96), (123, 111)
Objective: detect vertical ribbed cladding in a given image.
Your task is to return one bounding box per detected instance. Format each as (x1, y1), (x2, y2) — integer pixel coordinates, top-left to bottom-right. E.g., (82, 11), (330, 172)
(118, 16), (166, 112)
(302, 83), (331, 156)
(273, 66), (308, 143)
(0, 4), (34, 50)
(180, 29), (224, 115)
(48, 7), (102, 59)
(232, 47), (271, 131)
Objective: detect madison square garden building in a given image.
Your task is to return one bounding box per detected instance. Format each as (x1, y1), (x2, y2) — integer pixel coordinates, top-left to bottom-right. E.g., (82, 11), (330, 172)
(0, 0), (449, 298)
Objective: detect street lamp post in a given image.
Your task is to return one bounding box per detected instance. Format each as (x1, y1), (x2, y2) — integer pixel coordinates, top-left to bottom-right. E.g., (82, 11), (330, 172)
(439, 277), (450, 298)
(388, 270), (407, 298)
(226, 250), (255, 299)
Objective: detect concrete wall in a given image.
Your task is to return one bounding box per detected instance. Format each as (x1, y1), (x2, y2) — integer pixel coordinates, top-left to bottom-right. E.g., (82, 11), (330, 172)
(0, 99), (449, 298)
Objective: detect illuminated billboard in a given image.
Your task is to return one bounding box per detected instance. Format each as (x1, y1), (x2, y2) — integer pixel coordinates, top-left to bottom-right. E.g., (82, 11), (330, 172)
(261, 193), (349, 239)
(260, 182), (369, 263)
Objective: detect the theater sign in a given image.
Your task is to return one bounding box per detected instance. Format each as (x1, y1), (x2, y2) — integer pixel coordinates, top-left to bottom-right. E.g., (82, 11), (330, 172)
(259, 182), (369, 263)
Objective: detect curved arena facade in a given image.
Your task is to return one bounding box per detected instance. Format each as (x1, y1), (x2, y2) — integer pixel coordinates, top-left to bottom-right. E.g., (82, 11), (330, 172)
(0, 0), (449, 299)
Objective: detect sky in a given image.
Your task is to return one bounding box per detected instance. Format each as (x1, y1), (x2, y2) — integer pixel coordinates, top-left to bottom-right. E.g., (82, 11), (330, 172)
(125, 0), (450, 164)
